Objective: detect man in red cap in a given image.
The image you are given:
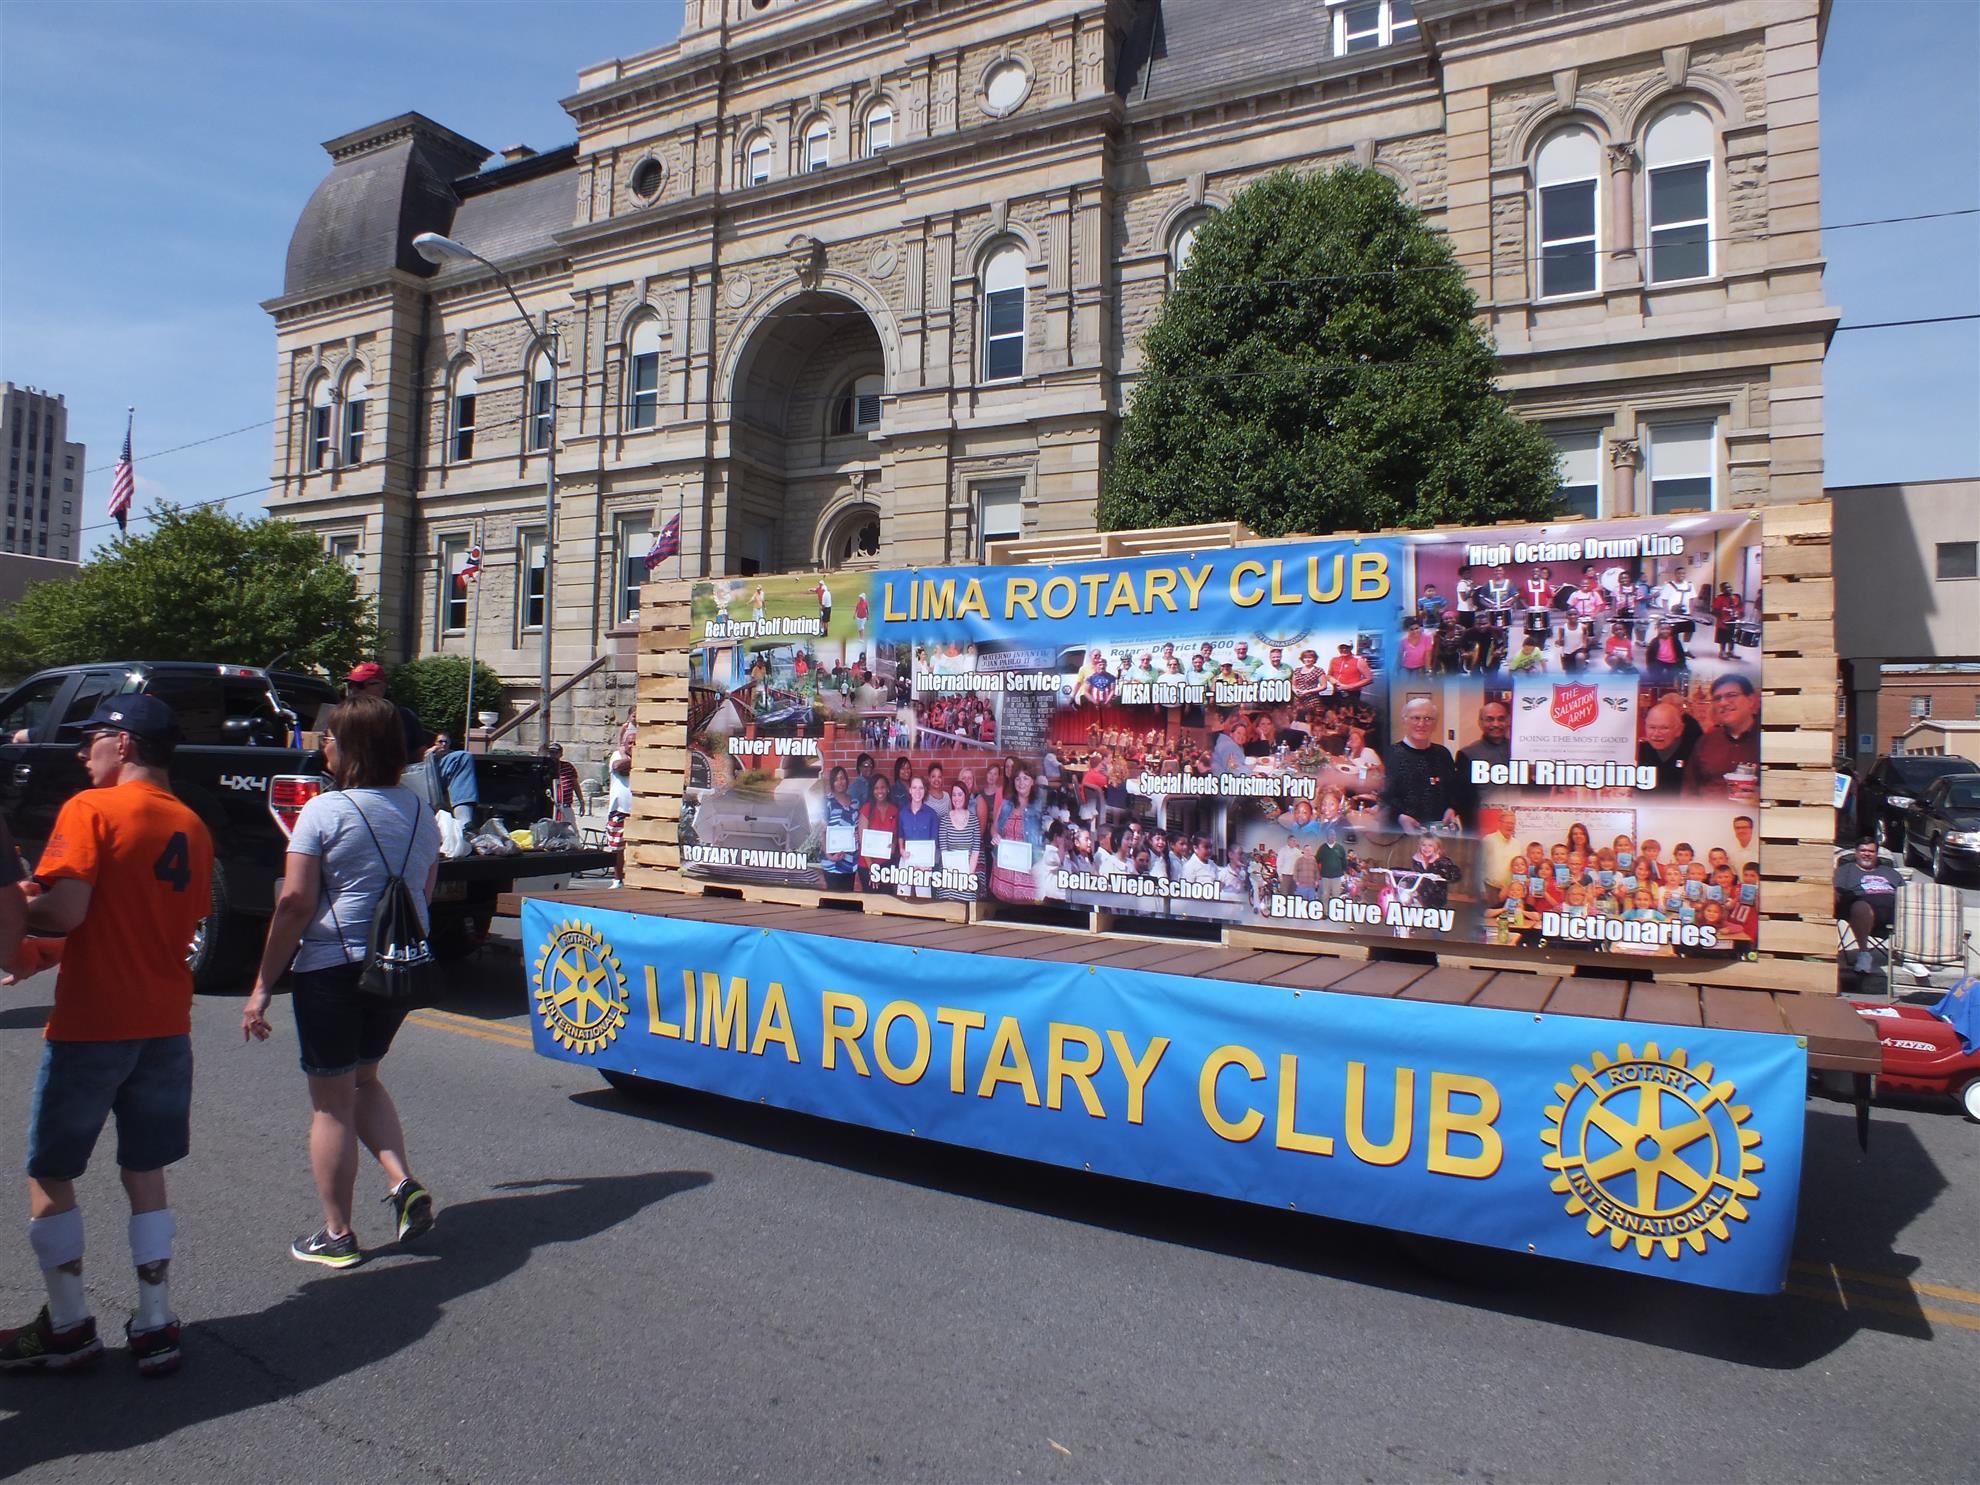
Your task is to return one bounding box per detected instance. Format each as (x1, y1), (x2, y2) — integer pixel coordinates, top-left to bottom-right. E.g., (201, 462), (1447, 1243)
(347, 662), (430, 758)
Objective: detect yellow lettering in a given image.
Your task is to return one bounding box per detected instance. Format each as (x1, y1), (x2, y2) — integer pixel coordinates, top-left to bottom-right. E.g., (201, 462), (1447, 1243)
(936, 1006), (987, 1094)
(883, 581), (908, 622)
(1046, 1023), (1106, 1117)
(1199, 1044), (1266, 1143)
(1307, 554), (1344, 603)
(1177, 564), (1211, 611)
(821, 990), (871, 1077)
(1230, 560), (1267, 609)
(1106, 1031), (1170, 1124)
(976, 1015), (1041, 1106)
(750, 980), (799, 1062)
(1145, 568), (1178, 613)
(1274, 1053), (1335, 1156)
(1102, 571), (1142, 618)
(873, 1001), (932, 1086)
(1269, 561), (1299, 607)
(645, 966), (681, 1039)
(1005, 576), (1040, 620)
(1041, 576), (1078, 620)
(957, 578), (989, 620)
(1350, 551), (1390, 601)
(1426, 1072), (1502, 1178)
(683, 968), (697, 1042)
(921, 578), (957, 620)
(1078, 572), (1107, 617)
(699, 972), (748, 1052)
(1345, 1061), (1414, 1165)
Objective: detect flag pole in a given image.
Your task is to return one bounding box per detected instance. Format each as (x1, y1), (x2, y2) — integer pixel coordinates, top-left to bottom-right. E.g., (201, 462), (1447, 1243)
(463, 521), (482, 751)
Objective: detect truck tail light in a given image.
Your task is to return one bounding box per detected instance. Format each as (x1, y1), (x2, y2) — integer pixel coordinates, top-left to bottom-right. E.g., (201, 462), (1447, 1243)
(269, 774), (323, 838)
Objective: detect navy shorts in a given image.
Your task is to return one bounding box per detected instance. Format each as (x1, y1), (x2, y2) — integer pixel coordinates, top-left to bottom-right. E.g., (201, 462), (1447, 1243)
(290, 961), (412, 1078)
(26, 1035), (193, 1181)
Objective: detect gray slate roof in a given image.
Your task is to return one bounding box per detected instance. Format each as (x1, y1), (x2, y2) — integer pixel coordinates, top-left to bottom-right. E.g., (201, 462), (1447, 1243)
(1118, 0), (1334, 102)
(434, 161), (580, 283)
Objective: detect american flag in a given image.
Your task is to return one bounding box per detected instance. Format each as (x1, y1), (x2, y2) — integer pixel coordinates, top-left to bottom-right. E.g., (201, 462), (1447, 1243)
(108, 413), (135, 532)
(644, 512), (681, 572)
(455, 543), (483, 589)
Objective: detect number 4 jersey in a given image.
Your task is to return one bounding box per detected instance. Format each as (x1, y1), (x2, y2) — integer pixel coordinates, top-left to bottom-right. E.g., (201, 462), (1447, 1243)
(35, 780), (214, 1041)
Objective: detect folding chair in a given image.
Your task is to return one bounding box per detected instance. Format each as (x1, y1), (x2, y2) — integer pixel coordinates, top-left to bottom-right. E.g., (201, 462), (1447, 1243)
(1891, 875), (1972, 983)
(1835, 845), (1897, 995)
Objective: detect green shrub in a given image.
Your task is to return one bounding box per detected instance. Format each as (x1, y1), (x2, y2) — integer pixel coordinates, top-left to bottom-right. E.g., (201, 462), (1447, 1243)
(387, 656), (507, 740)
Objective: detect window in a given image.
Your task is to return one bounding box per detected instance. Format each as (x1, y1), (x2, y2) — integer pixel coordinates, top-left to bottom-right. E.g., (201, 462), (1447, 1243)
(983, 60), (1029, 114)
(327, 533), (360, 573)
(976, 480), (1024, 559)
(626, 320), (661, 430)
(451, 363), (479, 461)
(981, 245), (1026, 382)
(1910, 696), (1932, 720)
(1646, 420), (1716, 514)
(1536, 128), (1600, 298)
(528, 350), (556, 452)
(744, 133), (771, 187)
(307, 376), (331, 471)
(341, 365), (368, 466)
(1548, 429), (1603, 519)
(64, 454), (73, 470)
(59, 672), (126, 731)
(1936, 541), (1978, 581)
(439, 537), (471, 633)
(866, 104), (893, 155)
(62, 478), (71, 492)
(615, 512), (652, 623)
(630, 157), (664, 200)
(833, 374), (883, 434)
(1171, 218), (1204, 282)
(1645, 105), (1713, 284)
(804, 121), (830, 173)
(138, 673), (228, 745)
(822, 507), (881, 568)
(520, 530), (547, 631)
(0, 674), (68, 741)
(1336, 0), (1414, 54)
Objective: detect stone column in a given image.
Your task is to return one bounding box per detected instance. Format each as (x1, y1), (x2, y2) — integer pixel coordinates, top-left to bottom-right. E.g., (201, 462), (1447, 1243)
(1607, 142), (1639, 286)
(1610, 436), (1642, 516)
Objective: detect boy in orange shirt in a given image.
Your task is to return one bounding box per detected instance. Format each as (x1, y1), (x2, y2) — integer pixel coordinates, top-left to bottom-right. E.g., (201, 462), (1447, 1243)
(1, 694), (212, 1377)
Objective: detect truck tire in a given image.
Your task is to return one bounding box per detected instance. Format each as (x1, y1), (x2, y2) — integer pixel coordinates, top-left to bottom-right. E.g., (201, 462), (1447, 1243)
(188, 860), (257, 994)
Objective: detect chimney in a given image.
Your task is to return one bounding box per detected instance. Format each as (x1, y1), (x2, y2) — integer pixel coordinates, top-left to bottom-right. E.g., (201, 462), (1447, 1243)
(500, 144), (537, 163)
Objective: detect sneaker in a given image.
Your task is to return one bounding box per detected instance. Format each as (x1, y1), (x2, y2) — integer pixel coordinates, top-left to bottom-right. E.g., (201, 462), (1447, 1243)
(0, 1306), (103, 1373)
(385, 1179), (435, 1244)
(290, 1227), (362, 1269)
(1853, 951), (1874, 975)
(125, 1316), (183, 1378)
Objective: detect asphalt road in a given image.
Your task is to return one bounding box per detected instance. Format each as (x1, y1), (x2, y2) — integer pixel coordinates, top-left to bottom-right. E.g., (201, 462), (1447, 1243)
(1, 930), (1974, 1484)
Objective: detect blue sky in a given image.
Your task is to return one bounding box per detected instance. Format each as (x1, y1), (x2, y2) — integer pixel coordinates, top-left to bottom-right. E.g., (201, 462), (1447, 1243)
(1, 0), (1974, 557)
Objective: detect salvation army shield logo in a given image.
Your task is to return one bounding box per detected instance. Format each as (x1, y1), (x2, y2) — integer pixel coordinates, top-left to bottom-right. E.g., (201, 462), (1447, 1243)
(1550, 683), (1600, 733)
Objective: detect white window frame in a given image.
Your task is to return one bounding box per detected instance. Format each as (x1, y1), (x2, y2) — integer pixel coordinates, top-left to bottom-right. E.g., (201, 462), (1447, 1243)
(804, 120), (830, 173)
(1547, 427), (1604, 520)
(1332, 0), (1415, 56)
(439, 535), (470, 634)
(1644, 105), (1715, 285)
(306, 377), (332, 472)
(1910, 696), (1932, 720)
(866, 103), (893, 155)
(614, 510), (653, 624)
(981, 244), (1026, 383)
(626, 321), (661, 431)
(326, 533), (361, 574)
(340, 366), (368, 467)
(1170, 217), (1206, 284)
(451, 363), (479, 462)
(975, 479), (1025, 560)
(519, 528), (547, 633)
(528, 349), (555, 452)
(1536, 128), (1602, 300)
(744, 133), (772, 187)
(1645, 419), (1718, 515)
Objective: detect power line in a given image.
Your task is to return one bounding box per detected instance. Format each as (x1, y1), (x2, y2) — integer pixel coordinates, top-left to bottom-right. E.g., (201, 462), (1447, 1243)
(82, 416), (274, 475)
(1832, 313), (1979, 332)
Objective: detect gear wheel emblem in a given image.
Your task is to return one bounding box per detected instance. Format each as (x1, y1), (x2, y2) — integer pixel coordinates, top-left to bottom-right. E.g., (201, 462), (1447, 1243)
(1542, 1042), (1763, 1261)
(533, 918), (629, 1056)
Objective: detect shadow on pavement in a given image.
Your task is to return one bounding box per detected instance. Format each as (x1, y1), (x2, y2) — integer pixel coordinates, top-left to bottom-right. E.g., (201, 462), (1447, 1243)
(0, 1002), (52, 1032)
(577, 1080), (1957, 1370)
(0, 1170), (709, 1471)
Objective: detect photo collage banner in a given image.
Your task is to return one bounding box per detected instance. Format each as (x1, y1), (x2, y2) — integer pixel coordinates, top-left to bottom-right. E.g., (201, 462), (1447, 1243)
(683, 511), (1766, 960)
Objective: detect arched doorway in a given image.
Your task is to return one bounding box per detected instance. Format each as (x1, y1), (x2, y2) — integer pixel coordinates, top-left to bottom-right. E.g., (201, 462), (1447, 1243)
(727, 289), (887, 573)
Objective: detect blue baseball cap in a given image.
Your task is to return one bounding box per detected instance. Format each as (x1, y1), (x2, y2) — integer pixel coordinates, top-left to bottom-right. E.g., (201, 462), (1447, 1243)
(64, 693), (180, 744)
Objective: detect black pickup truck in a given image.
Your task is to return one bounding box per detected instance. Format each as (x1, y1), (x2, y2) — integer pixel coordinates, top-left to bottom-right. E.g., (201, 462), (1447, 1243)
(0, 660), (613, 988)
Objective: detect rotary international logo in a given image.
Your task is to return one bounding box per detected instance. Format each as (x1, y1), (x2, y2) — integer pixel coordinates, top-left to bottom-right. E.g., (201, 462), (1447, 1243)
(533, 918), (629, 1056)
(1542, 1043), (1763, 1261)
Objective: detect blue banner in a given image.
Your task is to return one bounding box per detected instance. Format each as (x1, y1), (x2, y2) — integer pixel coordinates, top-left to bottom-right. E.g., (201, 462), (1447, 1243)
(525, 901), (1806, 1293)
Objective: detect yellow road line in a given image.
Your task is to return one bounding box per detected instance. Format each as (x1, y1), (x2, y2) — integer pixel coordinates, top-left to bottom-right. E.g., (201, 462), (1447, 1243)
(1785, 1282), (1980, 1333)
(1789, 1260), (1980, 1308)
(406, 1011), (533, 1048)
(412, 1007), (534, 1041)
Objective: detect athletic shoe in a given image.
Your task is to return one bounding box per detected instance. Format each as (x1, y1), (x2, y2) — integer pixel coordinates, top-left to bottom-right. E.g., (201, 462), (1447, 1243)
(1853, 951), (1874, 974)
(0, 1306), (103, 1373)
(385, 1178), (435, 1244)
(290, 1228), (362, 1269)
(125, 1316), (183, 1378)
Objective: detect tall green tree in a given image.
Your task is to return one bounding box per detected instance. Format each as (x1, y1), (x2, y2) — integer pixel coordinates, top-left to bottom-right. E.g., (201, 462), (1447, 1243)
(1101, 166), (1562, 535)
(0, 504), (379, 682)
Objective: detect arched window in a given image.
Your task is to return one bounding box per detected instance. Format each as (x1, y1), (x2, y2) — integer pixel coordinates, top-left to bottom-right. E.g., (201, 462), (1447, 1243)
(865, 103), (893, 156)
(981, 244), (1026, 382)
(528, 348), (555, 452)
(743, 131), (772, 187)
(804, 119), (831, 173)
(450, 362), (479, 461)
(1170, 214), (1212, 283)
(833, 373), (883, 435)
(306, 375), (331, 472)
(1535, 127), (1601, 298)
(821, 505), (881, 568)
(1645, 105), (1714, 284)
(626, 320), (662, 430)
(340, 365), (368, 467)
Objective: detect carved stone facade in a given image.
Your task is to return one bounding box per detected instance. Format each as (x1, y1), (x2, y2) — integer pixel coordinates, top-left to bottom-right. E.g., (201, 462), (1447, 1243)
(264, 0), (1835, 755)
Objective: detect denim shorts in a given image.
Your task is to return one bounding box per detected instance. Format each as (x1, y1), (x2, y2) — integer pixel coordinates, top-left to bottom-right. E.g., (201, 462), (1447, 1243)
(290, 961), (413, 1078)
(26, 1035), (193, 1181)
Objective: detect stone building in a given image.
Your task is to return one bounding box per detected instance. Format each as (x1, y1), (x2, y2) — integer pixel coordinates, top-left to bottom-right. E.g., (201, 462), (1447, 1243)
(1, 384), (84, 563)
(264, 0), (1836, 756)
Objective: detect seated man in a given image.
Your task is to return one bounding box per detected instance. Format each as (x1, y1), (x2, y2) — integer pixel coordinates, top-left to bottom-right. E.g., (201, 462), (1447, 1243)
(1834, 837), (1901, 975)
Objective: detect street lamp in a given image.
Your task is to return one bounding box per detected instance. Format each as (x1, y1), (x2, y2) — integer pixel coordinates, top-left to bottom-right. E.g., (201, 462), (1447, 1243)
(413, 230), (557, 751)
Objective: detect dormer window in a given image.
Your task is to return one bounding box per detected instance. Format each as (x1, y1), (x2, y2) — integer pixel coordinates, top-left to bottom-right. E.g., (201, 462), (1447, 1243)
(1333, 0), (1415, 55)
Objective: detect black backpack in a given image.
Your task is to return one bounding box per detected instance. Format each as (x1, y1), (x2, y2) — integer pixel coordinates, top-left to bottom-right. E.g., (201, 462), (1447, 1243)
(326, 793), (440, 1003)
